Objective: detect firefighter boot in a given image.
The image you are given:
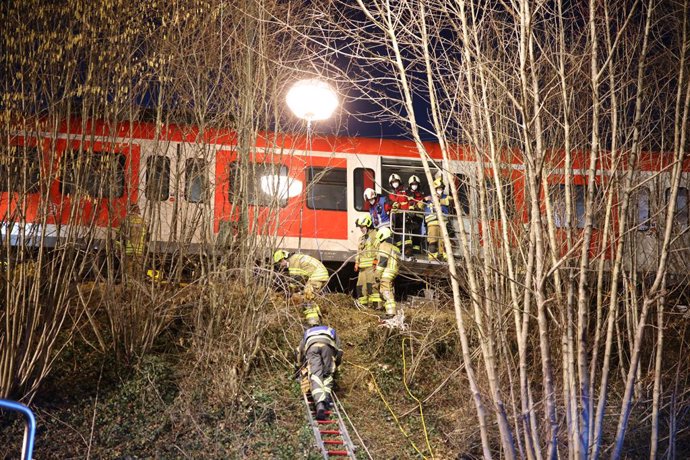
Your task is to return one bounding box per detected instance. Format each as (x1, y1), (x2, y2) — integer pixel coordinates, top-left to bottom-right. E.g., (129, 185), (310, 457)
(316, 402), (328, 420)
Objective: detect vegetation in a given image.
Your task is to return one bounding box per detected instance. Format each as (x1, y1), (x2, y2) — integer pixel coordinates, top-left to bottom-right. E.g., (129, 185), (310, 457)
(2, 0), (690, 458)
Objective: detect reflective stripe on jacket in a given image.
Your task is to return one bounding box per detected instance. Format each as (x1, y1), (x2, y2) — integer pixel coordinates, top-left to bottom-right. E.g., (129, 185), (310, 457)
(288, 254), (329, 282)
(121, 214), (148, 255)
(388, 188), (409, 210)
(424, 194), (452, 224)
(298, 325), (343, 364)
(376, 241), (400, 279)
(356, 229), (378, 268)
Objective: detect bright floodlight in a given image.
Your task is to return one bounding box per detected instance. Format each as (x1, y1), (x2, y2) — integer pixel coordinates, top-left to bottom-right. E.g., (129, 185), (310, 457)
(286, 79), (338, 122)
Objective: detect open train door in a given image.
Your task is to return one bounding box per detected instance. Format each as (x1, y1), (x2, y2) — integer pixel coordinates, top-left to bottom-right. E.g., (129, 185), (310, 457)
(442, 158), (479, 257)
(347, 153), (379, 252)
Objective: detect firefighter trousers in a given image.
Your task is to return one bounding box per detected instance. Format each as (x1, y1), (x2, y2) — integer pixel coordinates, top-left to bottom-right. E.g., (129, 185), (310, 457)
(356, 267), (380, 306)
(379, 273), (397, 316)
(306, 343), (336, 404)
(427, 224), (447, 260)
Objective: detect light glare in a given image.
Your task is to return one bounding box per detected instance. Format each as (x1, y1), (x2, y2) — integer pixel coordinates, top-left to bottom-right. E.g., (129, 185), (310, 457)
(286, 79), (338, 122)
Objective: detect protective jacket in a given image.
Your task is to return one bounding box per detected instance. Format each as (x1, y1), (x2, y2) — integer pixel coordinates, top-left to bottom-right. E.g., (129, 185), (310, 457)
(288, 254), (329, 283)
(388, 187), (410, 210)
(355, 229), (379, 269)
(297, 325), (343, 364)
(368, 196), (391, 228)
(376, 241), (401, 280)
(406, 190), (426, 210)
(424, 194), (453, 224)
(119, 214), (148, 256)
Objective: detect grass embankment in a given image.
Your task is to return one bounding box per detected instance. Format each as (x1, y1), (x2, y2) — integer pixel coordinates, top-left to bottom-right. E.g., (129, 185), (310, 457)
(1, 285), (479, 459)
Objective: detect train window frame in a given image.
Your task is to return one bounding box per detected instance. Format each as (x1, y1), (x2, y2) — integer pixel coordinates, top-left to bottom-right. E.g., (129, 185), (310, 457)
(60, 149), (126, 198)
(229, 161), (289, 207)
(665, 187), (690, 225)
(184, 158), (208, 203)
(552, 184), (601, 229)
(636, 187), (651, 232)
(454, 174), (471, 215)
(145, 156), (171, 201)
(306, 167), (347, 212)
(0, 146), (41, 194)
(353, 167), (376, 211)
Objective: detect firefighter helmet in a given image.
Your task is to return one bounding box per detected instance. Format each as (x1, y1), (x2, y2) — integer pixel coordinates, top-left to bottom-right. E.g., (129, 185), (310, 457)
(376, 226), (392, 243)
(433, 177), (444, 189)
(363, 188), (377, 201)
(388, 173), (402, 185)
(355, 215), (373, 228)
(273, 249), (289, 264)
(408, 175), (421, 185)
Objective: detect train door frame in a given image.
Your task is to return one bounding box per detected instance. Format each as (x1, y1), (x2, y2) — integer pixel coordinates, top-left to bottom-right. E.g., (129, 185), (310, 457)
(140, 138), (177, 253)
(347, 153), (380, 251)
(446, 159), (479, 255)
(175, 141), (216, 251)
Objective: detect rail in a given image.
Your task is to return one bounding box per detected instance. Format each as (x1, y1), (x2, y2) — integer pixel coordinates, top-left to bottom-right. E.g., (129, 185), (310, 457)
(0, 399), (36, 460)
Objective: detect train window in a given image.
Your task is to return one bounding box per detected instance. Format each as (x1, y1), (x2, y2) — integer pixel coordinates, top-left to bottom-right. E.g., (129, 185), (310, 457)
(60, 150), (125, 198)
(637, 188), (651, 231)
(0, 146), (40, 194)
(146, 156), (171, 201)
(306, 167), (347, 211)
(665, 187), (690, 225)
(229, 162), (288, 207)
(354, 168), (375, 211)
(455, 174), (471, 214)
(484, 178), (514, 218)
(185, 158), (208, 203)
(552, 184), (599, 228)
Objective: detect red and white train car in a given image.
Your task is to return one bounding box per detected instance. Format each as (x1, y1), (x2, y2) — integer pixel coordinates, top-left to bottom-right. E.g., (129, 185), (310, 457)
(3, 119), (690, 273)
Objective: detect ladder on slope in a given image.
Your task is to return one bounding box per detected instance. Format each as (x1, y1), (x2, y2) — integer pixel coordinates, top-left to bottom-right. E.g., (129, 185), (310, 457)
(303, 392), (357, 459)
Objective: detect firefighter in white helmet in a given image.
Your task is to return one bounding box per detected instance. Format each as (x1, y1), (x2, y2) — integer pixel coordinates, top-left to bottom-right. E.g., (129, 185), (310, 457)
(363, 187), (393, 243)
(387, 173), (412, 255)
(406, 175), (426, 256)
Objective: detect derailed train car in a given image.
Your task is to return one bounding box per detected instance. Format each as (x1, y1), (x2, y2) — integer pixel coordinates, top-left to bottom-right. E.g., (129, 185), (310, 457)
(2, 118), (689, 274)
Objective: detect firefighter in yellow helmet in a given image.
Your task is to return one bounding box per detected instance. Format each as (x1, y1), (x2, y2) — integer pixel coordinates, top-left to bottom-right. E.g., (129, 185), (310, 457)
(424, 178), (453, 261)
(354, 215), (381, 309)
(117, 203), (149, 280)
(374, 227), (401, 318)
(274, 250), (329, 325)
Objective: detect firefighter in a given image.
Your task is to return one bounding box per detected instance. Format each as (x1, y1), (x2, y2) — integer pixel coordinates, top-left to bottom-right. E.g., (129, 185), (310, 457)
(354, 215), (381, 308)
(274, 250), (329, 325)
(296, 325), (343, 420)
(117, 204), (149, 280)
(387, 174), (412, 255)
(363, 187), (392, 243)
(375, 228), (401, 318)
(424, 178), (453, 261)
(406, 175), (426, 256)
